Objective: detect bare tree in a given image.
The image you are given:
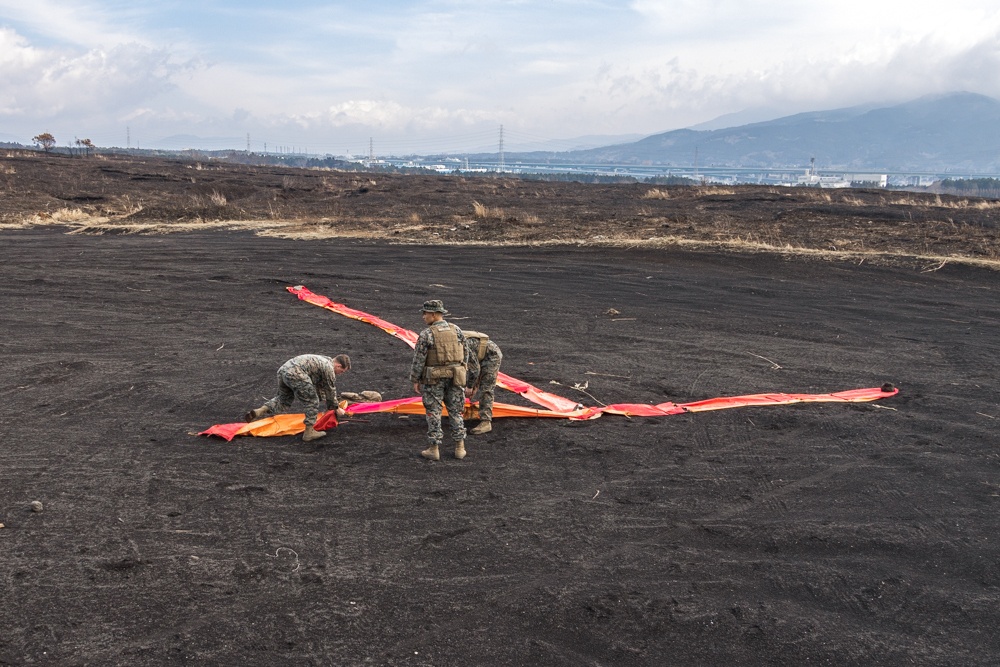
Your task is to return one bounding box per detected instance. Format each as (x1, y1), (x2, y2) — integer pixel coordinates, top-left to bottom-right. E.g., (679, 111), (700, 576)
(32, 133), (56, 152)
(75, 138), (95, 157)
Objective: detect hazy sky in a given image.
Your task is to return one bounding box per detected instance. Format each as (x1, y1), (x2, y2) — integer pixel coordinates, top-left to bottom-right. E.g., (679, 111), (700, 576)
(2, 0), (999, 154)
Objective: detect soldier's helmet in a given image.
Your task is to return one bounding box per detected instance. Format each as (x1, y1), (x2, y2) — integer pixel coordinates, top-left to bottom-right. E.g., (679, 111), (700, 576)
(420, 299), (448, 314)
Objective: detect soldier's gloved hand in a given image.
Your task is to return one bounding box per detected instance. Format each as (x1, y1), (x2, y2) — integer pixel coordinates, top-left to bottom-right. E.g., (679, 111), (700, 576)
(336, 407), (346, 418)
(464, 387), (475, 398)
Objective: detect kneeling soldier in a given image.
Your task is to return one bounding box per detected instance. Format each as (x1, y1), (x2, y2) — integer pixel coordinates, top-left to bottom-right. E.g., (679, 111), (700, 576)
(410, 300), (468, 460)
(245, 353), (350, 442)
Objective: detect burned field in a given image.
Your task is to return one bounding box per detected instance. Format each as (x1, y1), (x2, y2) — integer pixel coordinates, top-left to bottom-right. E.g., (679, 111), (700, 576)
(2, 151), (1000, 267)
(1, 154), (1000, 665)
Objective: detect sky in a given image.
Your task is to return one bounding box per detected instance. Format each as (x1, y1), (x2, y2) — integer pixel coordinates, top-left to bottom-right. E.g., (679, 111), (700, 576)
(2, 0), (1000, 155)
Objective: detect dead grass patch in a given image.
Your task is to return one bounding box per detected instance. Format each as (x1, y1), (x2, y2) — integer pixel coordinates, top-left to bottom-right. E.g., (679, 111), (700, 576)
(472, 201), (505, 219)
(695, 186), (736, 196)
(880, 194), (1000, 209)
(113, 195), (144, 216)
(67, 219), (304, 236)
(942, 198), (1000, 210)
(642, 188), (671, 200)
(0, 207), (109, 230)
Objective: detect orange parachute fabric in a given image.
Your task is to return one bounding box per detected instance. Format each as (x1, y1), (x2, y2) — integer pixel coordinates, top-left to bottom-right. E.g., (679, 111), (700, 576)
(199, 386), (898, 441)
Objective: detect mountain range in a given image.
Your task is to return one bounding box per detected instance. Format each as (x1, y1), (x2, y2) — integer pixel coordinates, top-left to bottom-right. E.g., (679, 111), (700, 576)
(509, 92), (1000, 174)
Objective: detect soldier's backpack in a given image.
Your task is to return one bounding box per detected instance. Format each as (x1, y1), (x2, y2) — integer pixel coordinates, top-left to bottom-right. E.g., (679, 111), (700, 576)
(463, 330), (490, 361)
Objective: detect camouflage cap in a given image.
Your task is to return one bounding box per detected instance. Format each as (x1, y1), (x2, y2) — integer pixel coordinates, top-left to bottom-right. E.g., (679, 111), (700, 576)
(420, 299), (448, 314)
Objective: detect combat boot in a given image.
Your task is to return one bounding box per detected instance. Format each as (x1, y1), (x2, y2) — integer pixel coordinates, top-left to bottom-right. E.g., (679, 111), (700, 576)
(454, 440), (466, 460)
(421, 444), (440, 461)
(302, 425), (327, 442)
(469, 420), (492, 435)
(244, 405), (269, 422)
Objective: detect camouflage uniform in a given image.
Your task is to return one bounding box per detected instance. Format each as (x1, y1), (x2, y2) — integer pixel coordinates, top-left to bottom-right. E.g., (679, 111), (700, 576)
(465, 336), (503, 422)
(263, 354), (339, 427)
(410, 320), (468, 445)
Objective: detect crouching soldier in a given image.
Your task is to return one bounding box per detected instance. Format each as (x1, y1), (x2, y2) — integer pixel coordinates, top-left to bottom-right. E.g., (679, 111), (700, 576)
(245, 353), (350, 442)
(410, 300), (468, 461)
(463, 330), (503, 435)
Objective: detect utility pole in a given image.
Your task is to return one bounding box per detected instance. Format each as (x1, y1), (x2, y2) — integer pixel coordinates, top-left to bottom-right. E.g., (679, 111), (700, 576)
(498, 125), (505, 174)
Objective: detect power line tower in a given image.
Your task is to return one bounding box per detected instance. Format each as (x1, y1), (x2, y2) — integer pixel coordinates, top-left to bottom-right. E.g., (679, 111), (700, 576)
(246, 133), (250, 152)
(498, 125), (505, 174)
(369, 137), (374, 163)
(126, 126), (130, 150)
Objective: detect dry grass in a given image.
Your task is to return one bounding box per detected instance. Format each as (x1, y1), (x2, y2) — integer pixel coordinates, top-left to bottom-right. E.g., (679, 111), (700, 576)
(67, 219), (303, 236)
(17, 211), (995, 271)
(941, 198), (1000, 210)
(807, 192), (1000, 210)
(0, 207), (109, 230)
(115, 195), (144, 216)
(472, 201), (505, 219)
(695, 186), (736, 196)
(642, 188), (671, 200)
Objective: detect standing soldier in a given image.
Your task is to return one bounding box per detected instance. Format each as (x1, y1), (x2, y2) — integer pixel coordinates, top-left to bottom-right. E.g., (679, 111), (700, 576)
(245, 353), (350, 442)
(410, 300), (468, 461)
(462, 330), (503, 435)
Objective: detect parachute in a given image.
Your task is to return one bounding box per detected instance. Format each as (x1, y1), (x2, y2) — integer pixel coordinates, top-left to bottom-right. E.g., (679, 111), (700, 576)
(198, 286), (898, 441)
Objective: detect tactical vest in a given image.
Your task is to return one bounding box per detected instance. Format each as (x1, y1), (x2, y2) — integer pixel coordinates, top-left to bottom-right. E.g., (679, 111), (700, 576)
(463, 330), (490, 361)
(424, 322), (467, 384)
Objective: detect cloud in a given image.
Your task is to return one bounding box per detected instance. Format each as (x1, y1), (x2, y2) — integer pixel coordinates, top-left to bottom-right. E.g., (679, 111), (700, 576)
(540, 19), (1000, 132)
(0, 0), (148, 49)
(3, 1), (1000, 150)
(0, 27), (196, 119)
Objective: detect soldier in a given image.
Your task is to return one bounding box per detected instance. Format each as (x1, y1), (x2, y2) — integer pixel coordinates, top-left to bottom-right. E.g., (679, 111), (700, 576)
(462, 330), (503, 435)
(245, 353), (350, 442)
(410, 300), (468, 461)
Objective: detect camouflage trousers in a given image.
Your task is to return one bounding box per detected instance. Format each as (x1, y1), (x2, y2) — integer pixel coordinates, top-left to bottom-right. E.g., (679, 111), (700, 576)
(263, 367), (323, 427)
(473, 350), (502, 422)
(422, 379), (466, 445)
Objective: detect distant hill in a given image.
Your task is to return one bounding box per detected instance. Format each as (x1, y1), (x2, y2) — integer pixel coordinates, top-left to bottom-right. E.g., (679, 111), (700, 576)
(510, 92), (1000, 173)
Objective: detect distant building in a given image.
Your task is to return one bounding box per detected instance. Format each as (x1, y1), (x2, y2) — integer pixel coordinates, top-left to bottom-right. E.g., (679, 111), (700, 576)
(796, 171), (851, 188)
(843, 173), (888, 188)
